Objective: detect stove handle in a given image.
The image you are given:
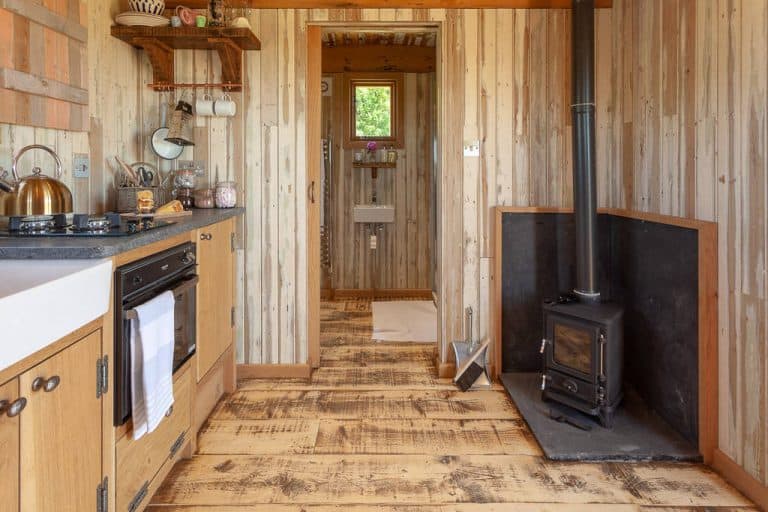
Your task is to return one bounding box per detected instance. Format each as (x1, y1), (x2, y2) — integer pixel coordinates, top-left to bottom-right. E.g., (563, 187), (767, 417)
(598, 333), (606, 383)
(123, 275), (199, 320)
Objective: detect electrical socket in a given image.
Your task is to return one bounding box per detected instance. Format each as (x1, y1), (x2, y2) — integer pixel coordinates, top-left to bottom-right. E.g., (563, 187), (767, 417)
(463, 141), (480, 157)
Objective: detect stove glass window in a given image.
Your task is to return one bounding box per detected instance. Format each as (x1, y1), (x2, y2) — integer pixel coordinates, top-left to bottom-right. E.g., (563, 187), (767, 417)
(553, 323), (592, 374)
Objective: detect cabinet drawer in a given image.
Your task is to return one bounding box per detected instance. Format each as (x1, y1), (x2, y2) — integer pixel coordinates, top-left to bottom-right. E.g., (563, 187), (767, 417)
(116, 366), (191, 512)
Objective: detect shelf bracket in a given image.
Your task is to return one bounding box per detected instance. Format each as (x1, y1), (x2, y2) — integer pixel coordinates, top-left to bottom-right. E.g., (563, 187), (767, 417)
(133, 37), (175, 85)
(208, 38), (243, 87)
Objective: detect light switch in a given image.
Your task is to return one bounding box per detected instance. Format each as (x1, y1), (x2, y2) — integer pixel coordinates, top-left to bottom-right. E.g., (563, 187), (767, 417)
(73, 154), (90, 178)
(463, 140), (480, 157)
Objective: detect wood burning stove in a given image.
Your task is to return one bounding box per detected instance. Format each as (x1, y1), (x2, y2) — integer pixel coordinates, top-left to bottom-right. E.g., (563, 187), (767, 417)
(540, 0), (624, 427)
(541, 299), (623, 426)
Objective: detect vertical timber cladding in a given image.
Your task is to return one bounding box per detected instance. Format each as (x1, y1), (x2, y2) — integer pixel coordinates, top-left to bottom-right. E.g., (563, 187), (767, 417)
(0, 0), (88, 130)
(245, 8), (593, 372)
(323, 71), (436, 292)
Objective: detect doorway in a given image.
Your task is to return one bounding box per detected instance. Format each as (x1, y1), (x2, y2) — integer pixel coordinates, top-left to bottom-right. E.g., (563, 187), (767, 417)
(307, 24), (440, 369)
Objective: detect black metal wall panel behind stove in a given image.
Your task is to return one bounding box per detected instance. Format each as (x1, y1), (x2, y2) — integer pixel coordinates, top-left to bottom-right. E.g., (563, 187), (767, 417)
(500, 212), (699, 445)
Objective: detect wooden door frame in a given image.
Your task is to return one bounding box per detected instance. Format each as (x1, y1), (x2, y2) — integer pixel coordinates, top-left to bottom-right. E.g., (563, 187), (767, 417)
(306, 22), (445, 369)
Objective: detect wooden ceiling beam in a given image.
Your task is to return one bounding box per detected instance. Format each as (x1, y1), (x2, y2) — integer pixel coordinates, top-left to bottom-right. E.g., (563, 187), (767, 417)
(322, 45), (435, 73)
(165, 0), (611, 9)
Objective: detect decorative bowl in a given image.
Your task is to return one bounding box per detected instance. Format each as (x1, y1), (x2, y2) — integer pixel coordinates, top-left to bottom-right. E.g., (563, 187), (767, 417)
(128, 0), (166, 15)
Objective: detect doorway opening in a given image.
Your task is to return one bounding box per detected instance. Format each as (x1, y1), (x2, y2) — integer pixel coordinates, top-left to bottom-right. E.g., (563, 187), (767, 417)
(311, 25), (439, 371)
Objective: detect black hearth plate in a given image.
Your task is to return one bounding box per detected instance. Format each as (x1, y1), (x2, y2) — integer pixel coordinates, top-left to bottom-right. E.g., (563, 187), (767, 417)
(501, 372), (701, 462)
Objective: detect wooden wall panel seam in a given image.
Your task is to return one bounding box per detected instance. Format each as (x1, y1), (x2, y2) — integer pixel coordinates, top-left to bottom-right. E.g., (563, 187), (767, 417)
(0, 0), (87, 42)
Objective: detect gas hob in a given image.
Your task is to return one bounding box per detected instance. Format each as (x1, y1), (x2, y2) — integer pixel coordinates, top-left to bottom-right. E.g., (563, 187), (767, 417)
(0, 213), (174, 237)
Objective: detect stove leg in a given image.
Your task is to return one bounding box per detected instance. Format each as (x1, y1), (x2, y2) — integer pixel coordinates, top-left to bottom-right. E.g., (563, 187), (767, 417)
(598, 407), (614, 428)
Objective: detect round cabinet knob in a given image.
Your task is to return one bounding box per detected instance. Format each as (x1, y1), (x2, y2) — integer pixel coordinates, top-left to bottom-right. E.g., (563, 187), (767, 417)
(199, 233), (213, 241)
(31, 376), (61, 393)
(6, 397), (27, 417)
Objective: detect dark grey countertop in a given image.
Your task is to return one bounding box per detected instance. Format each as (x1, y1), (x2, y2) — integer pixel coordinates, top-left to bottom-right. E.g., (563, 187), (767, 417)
(0, 208), (244, 259)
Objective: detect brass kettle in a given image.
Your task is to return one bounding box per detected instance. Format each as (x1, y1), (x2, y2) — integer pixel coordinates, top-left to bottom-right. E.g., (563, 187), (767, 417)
(0, 145), (73, 216)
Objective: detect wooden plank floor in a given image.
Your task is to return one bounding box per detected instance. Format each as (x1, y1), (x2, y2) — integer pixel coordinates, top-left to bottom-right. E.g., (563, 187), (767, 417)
(149, 299), (755, 511)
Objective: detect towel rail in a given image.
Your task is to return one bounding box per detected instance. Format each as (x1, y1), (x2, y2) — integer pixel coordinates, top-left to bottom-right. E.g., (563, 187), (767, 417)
(123, 275), (199, 321)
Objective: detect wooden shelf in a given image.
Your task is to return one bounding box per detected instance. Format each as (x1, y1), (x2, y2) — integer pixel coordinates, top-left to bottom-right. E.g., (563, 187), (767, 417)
(352, 161), (397, 168)
(110, 26), (261, 91)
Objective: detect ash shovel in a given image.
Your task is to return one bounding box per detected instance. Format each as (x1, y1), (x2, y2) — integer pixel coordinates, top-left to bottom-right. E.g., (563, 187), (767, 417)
(452, 307), (491, 391)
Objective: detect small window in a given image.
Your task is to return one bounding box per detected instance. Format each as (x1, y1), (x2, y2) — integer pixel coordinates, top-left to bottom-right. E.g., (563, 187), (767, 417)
(344, 74), (403, 149)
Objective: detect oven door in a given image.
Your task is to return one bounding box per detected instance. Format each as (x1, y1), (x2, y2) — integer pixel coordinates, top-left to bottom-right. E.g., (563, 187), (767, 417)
(114, 274), (198, 426)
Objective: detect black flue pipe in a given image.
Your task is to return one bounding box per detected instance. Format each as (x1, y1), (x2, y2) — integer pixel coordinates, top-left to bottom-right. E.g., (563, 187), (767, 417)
(571, 0), (600, 301)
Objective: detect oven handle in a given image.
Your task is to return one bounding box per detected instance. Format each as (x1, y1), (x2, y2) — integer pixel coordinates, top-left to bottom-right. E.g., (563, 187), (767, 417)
(123, 275), (199, 320)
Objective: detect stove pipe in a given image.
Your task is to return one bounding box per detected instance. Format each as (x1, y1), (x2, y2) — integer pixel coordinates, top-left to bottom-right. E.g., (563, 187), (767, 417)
(571, 0), (600, 301)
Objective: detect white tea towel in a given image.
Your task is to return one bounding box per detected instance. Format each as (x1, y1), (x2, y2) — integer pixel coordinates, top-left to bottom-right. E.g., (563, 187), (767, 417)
(130, 291), (175, 440)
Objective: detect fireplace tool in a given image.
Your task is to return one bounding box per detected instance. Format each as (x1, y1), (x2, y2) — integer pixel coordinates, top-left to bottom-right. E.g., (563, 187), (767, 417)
(452, 307), (491, 391)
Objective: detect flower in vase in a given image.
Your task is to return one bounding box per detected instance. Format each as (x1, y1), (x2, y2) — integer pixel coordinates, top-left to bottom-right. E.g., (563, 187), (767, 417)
(366, 141), (377, 153)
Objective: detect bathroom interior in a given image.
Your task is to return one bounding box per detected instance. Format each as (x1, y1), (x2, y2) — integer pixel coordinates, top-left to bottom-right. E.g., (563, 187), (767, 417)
(319, 28), (439, 347)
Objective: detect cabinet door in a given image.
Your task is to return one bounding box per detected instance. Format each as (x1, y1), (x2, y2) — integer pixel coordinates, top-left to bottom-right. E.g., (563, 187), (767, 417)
(196, 219), (235, 381)
(19, 330), (102, 512)
(0, 378), (19, 512)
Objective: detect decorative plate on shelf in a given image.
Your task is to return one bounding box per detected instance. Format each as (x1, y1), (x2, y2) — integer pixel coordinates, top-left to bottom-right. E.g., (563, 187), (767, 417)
(115, 12), (170, 27)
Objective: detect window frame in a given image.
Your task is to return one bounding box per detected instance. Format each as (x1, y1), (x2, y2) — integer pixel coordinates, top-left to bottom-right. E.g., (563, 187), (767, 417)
(343, 73), (404, 149)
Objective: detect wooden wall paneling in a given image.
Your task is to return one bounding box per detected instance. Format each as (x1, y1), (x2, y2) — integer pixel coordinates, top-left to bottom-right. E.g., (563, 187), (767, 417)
(295, 9), (310, 365)
(514, 10), (530, 206)
(260, 9), (280, 364)
(438, 8), (465, 362)
(716, 0), (741, 465)
(307, 23), (322, 368)
(462, 9), (479, 342)
(397, 74), (411, 289)
(324, 70), (434, 292)
(692, 2), (718, 220)
(479, 9), (496, 259)
(739, 0), (767, 484)
(595, 6), (612, 208)
(278, 9), (298, 363)
(243, 8), (263, 364)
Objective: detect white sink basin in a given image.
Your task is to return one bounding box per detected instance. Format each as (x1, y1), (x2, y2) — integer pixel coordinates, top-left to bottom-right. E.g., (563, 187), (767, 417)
(0, 259), (112, 372)
(353, 204), (395, 223)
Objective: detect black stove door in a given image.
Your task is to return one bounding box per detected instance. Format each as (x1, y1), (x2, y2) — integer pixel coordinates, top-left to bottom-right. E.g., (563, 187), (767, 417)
(545, 313), (601, 382)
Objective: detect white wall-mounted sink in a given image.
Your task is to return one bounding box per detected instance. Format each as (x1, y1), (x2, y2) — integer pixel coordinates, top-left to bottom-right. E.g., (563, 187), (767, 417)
(0, 259), (113, 372)
(353, 204), (395, 223)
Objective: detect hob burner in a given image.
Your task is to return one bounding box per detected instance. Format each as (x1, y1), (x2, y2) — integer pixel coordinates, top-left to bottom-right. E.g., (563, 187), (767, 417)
(18, 215), (55, 233)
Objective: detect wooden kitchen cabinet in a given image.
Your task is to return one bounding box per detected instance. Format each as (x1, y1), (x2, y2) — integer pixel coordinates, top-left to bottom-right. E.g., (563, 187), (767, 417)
(196, 219), (236, 382)
(0, 379), (20, 512)
(18, 329), (103, 512)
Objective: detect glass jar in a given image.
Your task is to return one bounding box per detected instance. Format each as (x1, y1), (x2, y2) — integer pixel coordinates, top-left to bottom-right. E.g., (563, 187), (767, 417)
(215, 181), (237, 208)
(193, 188), (215, 208)
(173, 168), (197, 190)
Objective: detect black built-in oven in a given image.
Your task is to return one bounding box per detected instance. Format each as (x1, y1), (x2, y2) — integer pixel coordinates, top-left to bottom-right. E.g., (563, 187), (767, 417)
(114, 242), (197, 426)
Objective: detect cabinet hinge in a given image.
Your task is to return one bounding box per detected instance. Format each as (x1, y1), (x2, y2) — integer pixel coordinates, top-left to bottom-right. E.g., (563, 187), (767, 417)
(231, 306), (236, 327)
(169, 431), (186, 460)
(231, 232), (235, 253)
(97, 476), (108, 512)
(96, 355), (109, 399)
(128, 481), (149, 512)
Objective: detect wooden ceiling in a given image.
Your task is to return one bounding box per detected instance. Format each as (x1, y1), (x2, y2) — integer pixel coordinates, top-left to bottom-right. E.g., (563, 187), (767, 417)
(321, 30), (436, 73)
(165, 0), (611, 9)
(322, 31), (436, 48)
